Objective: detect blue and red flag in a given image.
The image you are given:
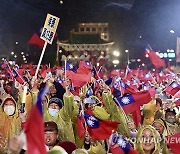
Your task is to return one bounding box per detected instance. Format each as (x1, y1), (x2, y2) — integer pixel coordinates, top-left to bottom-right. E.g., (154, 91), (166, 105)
(28, 28), (45, 49)
(12, 69), (24, 84)
(116, 91), (151, 126)
(1, 61), (13, 78)
(84, 113), (119, 140)
(25, 85), (49, 154)
(109, 133), (138, 154)
(77, 61), (92, 74)
(116, 91), (151, 114)
(164, 81), (180, 95)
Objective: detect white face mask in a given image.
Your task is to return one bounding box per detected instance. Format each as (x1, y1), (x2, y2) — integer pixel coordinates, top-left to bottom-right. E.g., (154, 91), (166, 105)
(4, 105), (15, 116)
(48, 108), (59, 117)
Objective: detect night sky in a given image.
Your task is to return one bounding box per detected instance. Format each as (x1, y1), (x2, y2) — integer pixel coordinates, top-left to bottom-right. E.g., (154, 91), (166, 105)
(0, 0), (180, 62)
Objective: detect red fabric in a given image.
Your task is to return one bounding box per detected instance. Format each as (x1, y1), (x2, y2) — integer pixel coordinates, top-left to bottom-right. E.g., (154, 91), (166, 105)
(66, 70), (91, 87)
(30, 68), (36, 76)
(78, 61), (92, 70)
(111, 70), (120, 76)
(17, 69), (25, 76)
(146, 51), (165, 68)
(148, 87), (156, 97)
(12, 69), (24, 84)
(122, 91), (151, 114)
(25, 106), (46, 154)
(57, 141), (76, 154)
(28, 33), (45, 49)
(175, 99), (180, 106)
(132, 109), (142, 128)
(88, 120), (119, 140)
(77, 116), (85, 139)
(40, 67), (51, 78)
(166, 133), (180, 154)
(22, 64), (29, 69)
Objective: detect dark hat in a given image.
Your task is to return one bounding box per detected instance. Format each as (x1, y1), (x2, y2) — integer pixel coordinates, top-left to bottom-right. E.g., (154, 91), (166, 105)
(165, 108), (176, 115)
(112, 89), (121, 98)
(49, 97), (63, 108)
(44, 121), (58, 132)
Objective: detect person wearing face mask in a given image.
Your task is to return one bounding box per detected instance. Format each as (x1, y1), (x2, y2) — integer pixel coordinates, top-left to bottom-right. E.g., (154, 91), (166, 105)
(43, 97), (75, 143)
(165, 109), (180, 135)
(0, 95), (21, 152)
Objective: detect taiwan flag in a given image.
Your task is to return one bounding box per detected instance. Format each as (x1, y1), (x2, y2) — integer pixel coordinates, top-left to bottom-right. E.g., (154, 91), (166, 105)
(145, 45), (165, 69)
(166, 133), (180, 154)
(77, 61), (92, 74)
(116, 91), (151, 113)
(109, 133), (138, 154)
(12, 69), (24, 84)
(84, 113), (119, 140)
(28, 28), (44, 49)
(25, 86), (49, 154)
(164, 81), (180, 95)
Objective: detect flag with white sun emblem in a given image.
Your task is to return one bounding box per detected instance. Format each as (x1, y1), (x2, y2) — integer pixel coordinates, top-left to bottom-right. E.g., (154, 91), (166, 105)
(109, 133), (138, 154)
(84, 113), (119, 140)
(116, 91), (151, 114)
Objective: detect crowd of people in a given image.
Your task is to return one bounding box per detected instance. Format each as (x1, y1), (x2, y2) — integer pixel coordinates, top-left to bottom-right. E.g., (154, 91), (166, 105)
(0, 60), (179, 154)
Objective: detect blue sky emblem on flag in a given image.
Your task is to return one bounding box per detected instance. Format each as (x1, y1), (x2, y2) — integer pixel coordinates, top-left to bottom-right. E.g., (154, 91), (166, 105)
(116, 94), (135, 106)
(84, 114), (99, 128)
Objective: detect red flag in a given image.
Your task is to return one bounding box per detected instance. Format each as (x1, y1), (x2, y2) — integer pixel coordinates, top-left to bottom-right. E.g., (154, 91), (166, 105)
(166, 133), (180, 154)
(66, 71), (91, 87)
(28, 31), (45, 49)
(146, 50), (165, 68)
(25, 87), (48, 154)
(116, 91), (151, 113)
(164, 81), (180, 95)
(84, 113), (119, 140)
(109, 133), (138, 154)
(77, 116), (85, 139)
(174, 99), (180, 106)
(12, 69), (24, 84)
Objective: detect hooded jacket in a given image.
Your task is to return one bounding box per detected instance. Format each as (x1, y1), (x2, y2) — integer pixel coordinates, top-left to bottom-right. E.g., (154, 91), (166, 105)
(0, 95), (21, 152)
(135, 125), (161, 154)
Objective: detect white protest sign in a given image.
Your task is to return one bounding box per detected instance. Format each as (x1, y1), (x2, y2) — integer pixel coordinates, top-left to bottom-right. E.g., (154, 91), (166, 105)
(40, 14), (60, 44)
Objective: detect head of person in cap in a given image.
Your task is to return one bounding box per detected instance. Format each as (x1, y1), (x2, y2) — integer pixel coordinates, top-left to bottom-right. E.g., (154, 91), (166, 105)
(165, 108), (176, 124)
(44, 121), (59, 150)
(83, 97), (96, 110)
(48, 97), (63, 117)
(44, 121), (76, 153)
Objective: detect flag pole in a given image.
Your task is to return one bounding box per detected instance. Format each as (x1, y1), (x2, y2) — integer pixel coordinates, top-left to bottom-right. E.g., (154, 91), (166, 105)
(64, 59), (67, 80)
(35, 41), (48, 77)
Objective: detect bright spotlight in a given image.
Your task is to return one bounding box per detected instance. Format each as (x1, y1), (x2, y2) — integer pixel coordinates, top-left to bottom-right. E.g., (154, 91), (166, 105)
(112, 59), (119, 64)
(113, 50), (120, 57)
(137, 59), (141, 62)
(145, 54), (149, 58)
(170, 30), (175, 34)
